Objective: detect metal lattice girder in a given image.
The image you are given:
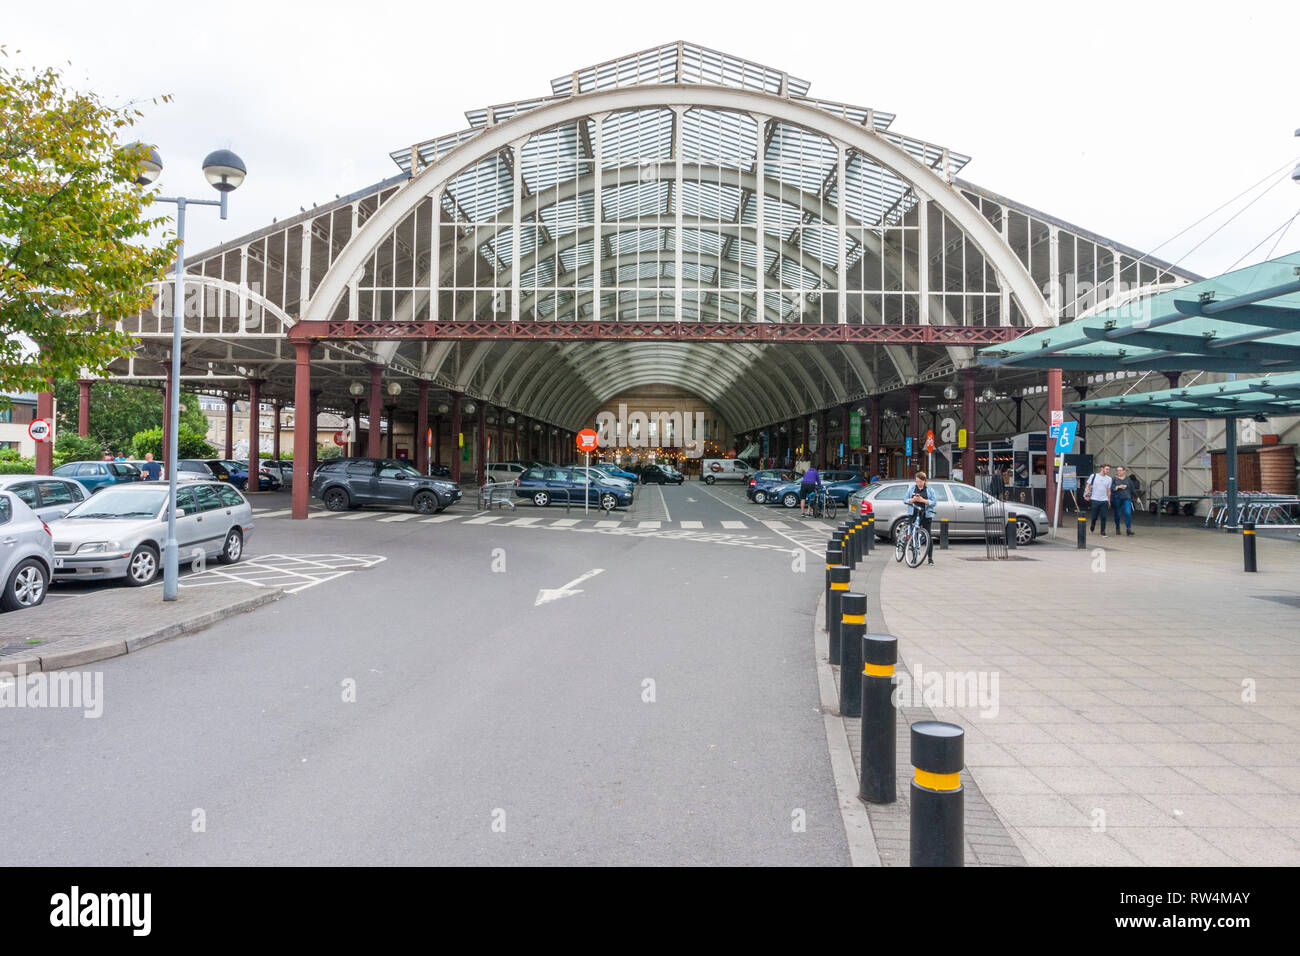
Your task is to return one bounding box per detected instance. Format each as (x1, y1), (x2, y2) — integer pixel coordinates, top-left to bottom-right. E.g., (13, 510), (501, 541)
(292, 320), (1025, 345)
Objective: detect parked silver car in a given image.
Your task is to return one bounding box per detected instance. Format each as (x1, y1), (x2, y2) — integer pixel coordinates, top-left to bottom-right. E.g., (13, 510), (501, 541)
(0, 490), (55, 612)
(0, 475), (90, 522)
(52, 481), (253, 587)
(847, 479), (1049, 546)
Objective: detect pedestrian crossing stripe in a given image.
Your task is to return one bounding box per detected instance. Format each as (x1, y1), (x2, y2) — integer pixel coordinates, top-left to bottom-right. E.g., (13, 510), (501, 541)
(721, 520), (747, 529)
(377, 513), (419, 522)
(679, 520), (703, 529)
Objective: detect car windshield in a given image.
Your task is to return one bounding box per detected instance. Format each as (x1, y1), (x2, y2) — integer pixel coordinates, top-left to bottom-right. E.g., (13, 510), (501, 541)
(66, 486), (166, 519)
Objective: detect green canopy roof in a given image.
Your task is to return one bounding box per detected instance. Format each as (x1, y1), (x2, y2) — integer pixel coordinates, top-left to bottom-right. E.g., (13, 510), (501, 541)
(1067, 370), (1300, 419)
(979, 251), (1300, 373)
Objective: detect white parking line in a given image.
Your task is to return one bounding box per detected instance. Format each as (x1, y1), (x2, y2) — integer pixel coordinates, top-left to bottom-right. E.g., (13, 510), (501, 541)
(505, 517), (542, 526)
(255, 508), (294, 518)
(763, 520), (790, 530)
(636, 520), (661, 529)
(336, 511), (377, 520)
(377, 513), (419, 522)
(465, 516), (502, 525)
(549, 518), (580, 527)
(721, 520), (747, 529)
(658, 485), (671, 522)
(679, 520), (703, 529)
(307, 511), (343, 519)
(595, 520), (621, 528)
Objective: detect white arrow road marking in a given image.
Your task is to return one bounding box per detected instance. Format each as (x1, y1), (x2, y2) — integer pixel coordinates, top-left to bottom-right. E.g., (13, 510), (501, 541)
(534, 568), (604, 606)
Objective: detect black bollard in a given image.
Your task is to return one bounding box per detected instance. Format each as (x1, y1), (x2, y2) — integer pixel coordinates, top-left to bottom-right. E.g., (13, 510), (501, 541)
(824, 544), (844, 626)
(939, 518), (949, 550)
(863, 515), (874, 553)
(910, 721), (964, 867)
(1243, 521), (1257, 572)
(843, 524), (857, 570)
(1076, 514), (1087, 549)
(1005, 512), (1018, 550)
(827, 565), (851, 662)
(859, 632), (898, 804)
(853, 518), (865, 563)
(838, 592), (866, 716)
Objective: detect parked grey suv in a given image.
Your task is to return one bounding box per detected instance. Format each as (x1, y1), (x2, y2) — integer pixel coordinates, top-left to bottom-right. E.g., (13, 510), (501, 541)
(311, 457), (462, 513)
(0, 490), (55, 612)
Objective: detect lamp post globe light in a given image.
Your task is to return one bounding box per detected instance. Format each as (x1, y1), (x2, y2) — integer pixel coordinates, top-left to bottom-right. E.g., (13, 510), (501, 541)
(386, 381), (402, 398)
(349, 382), (366, 398)
(139, 143), (248, 602)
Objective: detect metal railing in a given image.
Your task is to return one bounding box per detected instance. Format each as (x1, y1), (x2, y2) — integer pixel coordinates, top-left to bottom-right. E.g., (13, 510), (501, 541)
(1207, 493), (1300, 528)
(981, 495), (1009, 559)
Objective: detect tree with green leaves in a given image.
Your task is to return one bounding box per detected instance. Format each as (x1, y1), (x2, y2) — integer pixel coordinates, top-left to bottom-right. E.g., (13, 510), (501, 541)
(131, 426), (214, 460)
(0, 48), (177, 395)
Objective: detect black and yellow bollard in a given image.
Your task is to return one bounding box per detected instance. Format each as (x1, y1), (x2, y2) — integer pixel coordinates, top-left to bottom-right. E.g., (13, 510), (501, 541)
(824, 543), (844, 598)
(1076, 514), (1087, 549)
(838, 592), (866, 716)
(827, 566), (851, 663)
(859, 632), (898, 804)
(910, 721), (964, 867)
(1005, 511), (1017, 550)
(864, 514), (874, 553)
(843, 523), (858, 570)
(853, 518), (865, 563)
(1243, 521), (1257, 572)
(939, 518), (949, 550)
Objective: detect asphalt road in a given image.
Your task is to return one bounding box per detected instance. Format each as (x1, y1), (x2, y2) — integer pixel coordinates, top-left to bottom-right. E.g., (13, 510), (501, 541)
(2, 481), (851, 865)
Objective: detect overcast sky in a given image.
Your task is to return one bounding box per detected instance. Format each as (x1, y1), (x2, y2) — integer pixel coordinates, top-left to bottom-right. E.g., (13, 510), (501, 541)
(8, 0), (1298, 277)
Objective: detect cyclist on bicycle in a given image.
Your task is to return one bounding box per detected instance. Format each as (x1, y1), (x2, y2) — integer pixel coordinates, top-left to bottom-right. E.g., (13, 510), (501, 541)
(906, 471), (938, 566)
(799, 465), (822, 517)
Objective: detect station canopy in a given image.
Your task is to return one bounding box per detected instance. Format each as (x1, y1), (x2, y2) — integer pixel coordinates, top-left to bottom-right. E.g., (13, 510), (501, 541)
(1067, 370), (1300, 419)
(978, 252), (1300, 374)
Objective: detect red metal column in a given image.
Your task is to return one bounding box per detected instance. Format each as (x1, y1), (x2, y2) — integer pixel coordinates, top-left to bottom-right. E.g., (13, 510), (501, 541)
(1166, 371), (1182, 496)
(416, 380), (429, 475)
(908, 385), (921, 477)
(35, 389), (54, 475)
(292, 343), (312, 519)
(77, 379), (93, 438)
(367, 364), (384, 458)
(224, 395), (234, 459)
(161, 379), (172, 474)
(450, 392), (463, 483)
(870, 396), (882, 477)
(272, 403), (282, 461)
(961, 369), (977, 483)
(308, 389), (320, 478)
(247, 379), (261, 494)
(1045, 368), (1063, 526)
(476, 402), (488, 485)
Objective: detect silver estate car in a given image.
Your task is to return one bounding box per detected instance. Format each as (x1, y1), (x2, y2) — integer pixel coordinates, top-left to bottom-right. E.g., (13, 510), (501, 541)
(52, 481), (253, 587)
(0, 490), (55, 612)
(848, 479), (1049, 546)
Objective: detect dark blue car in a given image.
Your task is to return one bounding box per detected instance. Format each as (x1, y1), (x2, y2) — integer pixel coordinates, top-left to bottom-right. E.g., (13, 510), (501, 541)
(515, 466), (632, 510)
(766, 470), (867, 508)
(747, 469), (800, 503)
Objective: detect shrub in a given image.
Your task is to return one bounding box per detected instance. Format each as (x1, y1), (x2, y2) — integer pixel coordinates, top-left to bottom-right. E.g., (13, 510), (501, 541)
(131, 426), (215, 460)
(53, 433), (103, 467)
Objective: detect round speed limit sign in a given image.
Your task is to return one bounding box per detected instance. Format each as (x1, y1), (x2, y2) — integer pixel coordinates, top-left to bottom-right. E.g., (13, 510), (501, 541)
(28, 419), (51, 442)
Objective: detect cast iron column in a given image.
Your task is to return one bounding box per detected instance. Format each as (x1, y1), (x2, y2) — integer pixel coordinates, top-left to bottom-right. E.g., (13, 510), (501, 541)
(77, 379), (93, 438)
(308, 389), (320, 478)
(247, 379), (262, 493)
(224, 394), (234, 459)
(870, 395), (882, 477)
(416, 380), (429, 475)
(908, 385), (921, 477)
(1045, 369), (1063, 526)
(272, 403), (282, 461)
(1166, 371), (1182, 496)
(961, 369), (976, 483)
(291, 342), (312, 519)
(477, 402), (488, 485)
(450, 392), (463, 484)
(385, 404), (396, 458)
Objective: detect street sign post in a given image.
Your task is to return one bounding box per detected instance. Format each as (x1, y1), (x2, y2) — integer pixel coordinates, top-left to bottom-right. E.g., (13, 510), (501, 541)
(576, 429), (599, 514)
(333, 431), (346, 447)
(1049, 420), (1079, 537)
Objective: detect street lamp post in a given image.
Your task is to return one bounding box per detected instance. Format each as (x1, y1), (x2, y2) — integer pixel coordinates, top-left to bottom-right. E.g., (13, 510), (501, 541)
(131, 144), (247, 601)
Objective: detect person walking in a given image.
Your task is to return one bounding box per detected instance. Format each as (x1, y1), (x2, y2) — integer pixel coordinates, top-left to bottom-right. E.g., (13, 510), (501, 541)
(140, 452), (162, 481)
(1112, 466), (1136, 536)
(1084, 463), (1113, 537)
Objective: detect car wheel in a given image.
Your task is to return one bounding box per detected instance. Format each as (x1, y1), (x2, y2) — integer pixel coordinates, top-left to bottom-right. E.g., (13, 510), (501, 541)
(782, 492), (799, 508)
(891, 520), (909, 545)
(125, 544), (159, 587)
(323, 487), (349, 511)
(533, 491), (551, 507)
(1, 558), (48, 611)
(600, 493), (618, 511)
(413, 491), (437, 514)
(217, 528), (243, 565)
(1015, 517), (1036, 546)
(753, 491), (767, 504)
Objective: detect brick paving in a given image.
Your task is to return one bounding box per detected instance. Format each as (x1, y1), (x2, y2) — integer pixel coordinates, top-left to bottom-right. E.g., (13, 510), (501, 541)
(871, 522), (1300, 866)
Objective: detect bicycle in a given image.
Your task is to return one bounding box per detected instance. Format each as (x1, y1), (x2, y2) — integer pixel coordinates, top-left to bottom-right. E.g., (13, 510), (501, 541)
(894, 505), (930, 568)
(807, 484), (837, 520)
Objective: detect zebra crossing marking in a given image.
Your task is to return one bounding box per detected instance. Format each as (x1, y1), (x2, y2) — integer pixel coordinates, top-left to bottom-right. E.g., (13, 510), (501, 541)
(679, 520), (703, 529)
(721, 520), (747, 529)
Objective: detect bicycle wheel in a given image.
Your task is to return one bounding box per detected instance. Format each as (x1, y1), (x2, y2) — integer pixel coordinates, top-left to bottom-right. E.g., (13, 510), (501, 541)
(824, 497), (837, 520)
(906, 527), (930, 568)
(894, 528), (907, 563)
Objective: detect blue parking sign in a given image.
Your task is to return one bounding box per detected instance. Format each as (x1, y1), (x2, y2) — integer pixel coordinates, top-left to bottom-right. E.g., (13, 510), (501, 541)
(905, 437), (913, 456)
(1055, 420), (1078, 454)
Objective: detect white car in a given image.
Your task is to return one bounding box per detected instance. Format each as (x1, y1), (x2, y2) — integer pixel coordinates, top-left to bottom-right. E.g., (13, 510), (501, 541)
(699, 458), (754, 484)
(486, 462), (527, 484)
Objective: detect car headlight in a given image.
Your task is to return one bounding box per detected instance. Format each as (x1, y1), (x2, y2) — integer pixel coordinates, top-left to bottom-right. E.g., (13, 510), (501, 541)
(76, 541), (122, 554)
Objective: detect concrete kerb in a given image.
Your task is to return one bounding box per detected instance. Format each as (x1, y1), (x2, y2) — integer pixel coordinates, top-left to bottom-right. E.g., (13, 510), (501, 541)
(0, 589), (283, 675)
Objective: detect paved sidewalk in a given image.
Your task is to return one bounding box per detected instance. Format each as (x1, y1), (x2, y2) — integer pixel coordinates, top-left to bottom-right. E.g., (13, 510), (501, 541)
(878, 524), (1300, 865)
(0, 584), (281, 672)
